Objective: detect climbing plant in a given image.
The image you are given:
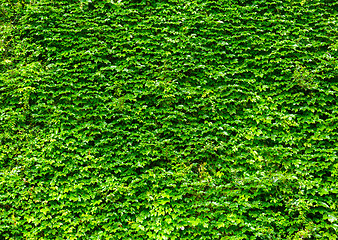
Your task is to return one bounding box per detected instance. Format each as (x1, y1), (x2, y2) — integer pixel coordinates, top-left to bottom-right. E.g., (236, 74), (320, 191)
(1, 0), (337, 239)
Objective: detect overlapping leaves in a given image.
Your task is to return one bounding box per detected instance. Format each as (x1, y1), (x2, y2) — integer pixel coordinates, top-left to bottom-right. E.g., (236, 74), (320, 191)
(1, 0), (337, 239)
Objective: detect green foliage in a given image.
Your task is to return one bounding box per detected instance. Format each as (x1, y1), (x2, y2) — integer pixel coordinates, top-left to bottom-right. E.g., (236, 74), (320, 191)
(1, 0), (338, 239)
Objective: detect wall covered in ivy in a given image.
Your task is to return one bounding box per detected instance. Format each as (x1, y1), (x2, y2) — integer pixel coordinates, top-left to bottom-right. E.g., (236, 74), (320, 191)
(1, 0), (337, 239)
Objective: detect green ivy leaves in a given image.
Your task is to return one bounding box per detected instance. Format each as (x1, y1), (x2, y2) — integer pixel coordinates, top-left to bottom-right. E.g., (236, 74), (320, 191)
(1, 0), (338, 239)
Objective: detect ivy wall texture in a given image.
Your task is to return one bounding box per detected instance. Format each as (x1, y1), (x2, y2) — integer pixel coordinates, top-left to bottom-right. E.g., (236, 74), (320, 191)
(0, 0), (338, 239)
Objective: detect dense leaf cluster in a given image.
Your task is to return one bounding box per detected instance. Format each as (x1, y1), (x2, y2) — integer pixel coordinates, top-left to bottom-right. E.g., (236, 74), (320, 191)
(1, 0), (338, 239)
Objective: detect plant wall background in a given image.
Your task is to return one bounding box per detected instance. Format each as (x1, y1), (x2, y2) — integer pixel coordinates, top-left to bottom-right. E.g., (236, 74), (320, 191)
(0, 0), (337, 239)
